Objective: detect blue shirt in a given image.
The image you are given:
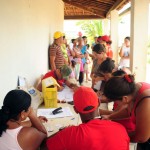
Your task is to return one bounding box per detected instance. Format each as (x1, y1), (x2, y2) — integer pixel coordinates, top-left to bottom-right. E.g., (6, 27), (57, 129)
(81, 45), (87, 64)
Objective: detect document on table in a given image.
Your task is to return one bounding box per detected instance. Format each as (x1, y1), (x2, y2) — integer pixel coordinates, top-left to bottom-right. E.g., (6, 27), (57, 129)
(57, 86), (73, 102)
(37, 107), (73, 119)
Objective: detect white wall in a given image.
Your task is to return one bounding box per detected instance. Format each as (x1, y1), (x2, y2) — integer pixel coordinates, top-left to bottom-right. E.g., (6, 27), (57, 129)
(0, 0), (64, 106)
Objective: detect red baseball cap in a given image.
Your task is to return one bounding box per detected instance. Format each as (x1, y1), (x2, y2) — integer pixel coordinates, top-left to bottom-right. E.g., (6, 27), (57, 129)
(101, 35), (110, 42)
(73, 87), (99, 114)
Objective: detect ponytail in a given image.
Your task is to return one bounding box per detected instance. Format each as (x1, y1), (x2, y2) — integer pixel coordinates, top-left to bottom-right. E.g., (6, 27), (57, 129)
(0, 90), (31, 137)
(0, 106), (10, 136)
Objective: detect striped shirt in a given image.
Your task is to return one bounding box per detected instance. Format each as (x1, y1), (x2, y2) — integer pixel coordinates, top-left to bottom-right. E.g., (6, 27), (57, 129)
(50, 43), (65, 69)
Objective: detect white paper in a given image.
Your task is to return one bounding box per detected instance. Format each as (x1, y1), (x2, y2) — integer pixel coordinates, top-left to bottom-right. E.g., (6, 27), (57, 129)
(57, 86), (73, 102)
(94, 80), (102, 90)
(18, 76), (27, 87)
(44, 78), (54, 87)
(37, 107), (73, 119)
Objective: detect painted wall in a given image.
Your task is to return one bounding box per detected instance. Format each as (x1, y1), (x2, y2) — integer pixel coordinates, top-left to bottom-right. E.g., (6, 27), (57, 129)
(0, 0), (64, 106)
(130, 0), (149, 82)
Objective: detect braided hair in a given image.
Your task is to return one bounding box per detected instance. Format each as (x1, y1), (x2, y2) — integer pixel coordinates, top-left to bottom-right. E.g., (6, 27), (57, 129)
(0, 90), (31, 136)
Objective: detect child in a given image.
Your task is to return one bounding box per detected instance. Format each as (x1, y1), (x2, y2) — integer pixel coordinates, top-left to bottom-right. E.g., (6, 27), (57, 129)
(69, 60), (77, 84)
(84, 52), (91, 82)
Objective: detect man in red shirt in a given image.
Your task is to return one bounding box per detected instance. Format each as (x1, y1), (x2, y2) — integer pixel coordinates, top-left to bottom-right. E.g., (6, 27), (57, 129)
(37, 65), (73, 91)
(46, 87), (130, 150)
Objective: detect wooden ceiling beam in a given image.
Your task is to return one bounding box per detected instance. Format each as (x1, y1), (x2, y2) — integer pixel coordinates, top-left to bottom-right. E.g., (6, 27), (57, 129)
(73, 6), (75, 15)
(64, 15), (103, 20)
(76, 0), (111, 7)
(96, 0), (114, 5)
(63, 0), (105, 18)
(106, 0), (127, 17)
(65, 1), (111, 8)
(88, 5), (108, 12)
(64, 6), (69, 15)
(63, 0), (130, 20)
(64, 1), (111, 14)
(78, 1), (109, 9)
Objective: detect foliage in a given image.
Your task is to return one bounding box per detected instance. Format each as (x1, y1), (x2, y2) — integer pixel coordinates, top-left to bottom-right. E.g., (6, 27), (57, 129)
(76, 20), (103, 44)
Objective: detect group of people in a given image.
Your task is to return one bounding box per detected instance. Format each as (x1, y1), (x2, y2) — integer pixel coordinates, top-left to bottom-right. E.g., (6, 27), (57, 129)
(39, 31), (130, 92)
(0, 31), (150, 150)
(39, 31), (116, 90)
(1, 77), (150, 150)
(48, 31), (115, 86)
(48, 31), (90, 85)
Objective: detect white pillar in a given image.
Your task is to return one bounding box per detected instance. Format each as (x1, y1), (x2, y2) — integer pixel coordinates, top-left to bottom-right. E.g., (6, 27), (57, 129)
(130, 0), (149, 82)
(110, 10), (119, 63)
(103, 19), (110, 35)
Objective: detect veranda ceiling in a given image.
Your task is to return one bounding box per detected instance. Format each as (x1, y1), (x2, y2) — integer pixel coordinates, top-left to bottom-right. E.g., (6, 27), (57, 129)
(63, 0), (130, 19)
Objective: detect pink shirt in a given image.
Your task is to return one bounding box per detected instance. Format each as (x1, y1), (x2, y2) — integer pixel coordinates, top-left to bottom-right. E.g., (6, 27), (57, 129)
(70, 68), (75, 78)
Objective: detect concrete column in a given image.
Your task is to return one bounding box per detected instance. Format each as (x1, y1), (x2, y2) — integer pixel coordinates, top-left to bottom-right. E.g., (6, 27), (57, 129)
(130, 0), (149, 82)
(103, 19), (110, 35)
(110, 10), (119, 63)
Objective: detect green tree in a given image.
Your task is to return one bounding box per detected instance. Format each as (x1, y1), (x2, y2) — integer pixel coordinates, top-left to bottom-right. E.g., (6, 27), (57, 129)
(76, 20), (103, 44)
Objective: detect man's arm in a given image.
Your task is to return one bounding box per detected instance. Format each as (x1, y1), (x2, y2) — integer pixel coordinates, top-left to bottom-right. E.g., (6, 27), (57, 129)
(65, 80), (78, 90)
(49, 45), (57, 70)
(50, 56), (56, 70)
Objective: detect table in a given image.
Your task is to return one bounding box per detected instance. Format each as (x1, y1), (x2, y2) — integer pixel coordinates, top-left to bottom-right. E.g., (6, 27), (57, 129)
(40, 103), (81, 137)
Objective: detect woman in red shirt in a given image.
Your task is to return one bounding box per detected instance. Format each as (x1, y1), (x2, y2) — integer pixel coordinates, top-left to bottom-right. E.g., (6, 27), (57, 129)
(103, 75), (150, 149)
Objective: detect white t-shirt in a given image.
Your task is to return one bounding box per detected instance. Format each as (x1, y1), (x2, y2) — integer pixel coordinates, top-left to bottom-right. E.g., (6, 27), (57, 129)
(119, 45), (130, 67)
(0, 126), (23, 150)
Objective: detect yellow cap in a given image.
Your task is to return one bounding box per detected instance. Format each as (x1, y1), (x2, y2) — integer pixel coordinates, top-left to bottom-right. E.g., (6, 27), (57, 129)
(53, 31), (63, 39)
